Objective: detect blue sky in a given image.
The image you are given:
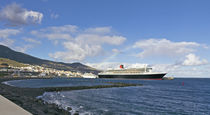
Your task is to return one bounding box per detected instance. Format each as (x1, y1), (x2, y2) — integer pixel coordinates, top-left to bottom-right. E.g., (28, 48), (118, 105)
(0, 0), (210, 77)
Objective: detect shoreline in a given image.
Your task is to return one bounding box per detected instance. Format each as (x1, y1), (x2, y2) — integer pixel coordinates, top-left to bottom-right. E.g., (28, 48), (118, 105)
(0, 77), (141, 115)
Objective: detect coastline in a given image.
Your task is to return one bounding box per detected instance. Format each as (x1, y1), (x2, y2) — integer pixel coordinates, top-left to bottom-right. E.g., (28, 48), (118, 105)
(0, 77), (70, 115)
(0, 77), (141, 115)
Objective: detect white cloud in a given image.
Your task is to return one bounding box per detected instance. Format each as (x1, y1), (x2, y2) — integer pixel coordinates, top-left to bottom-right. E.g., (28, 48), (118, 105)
(51, 35), (125, 62)
(23, 38), (41, 44)
(31, 25), (77, 40)
(49, 42), (102, 61)
(86, 62), (148, 70)
(45, 33), (72, 40)
(0, 3), (43, 26)
(15, 45), (34, 53)
(112, 49), (120, 53)
(0, 29), (40, 52)
(40, 25), (78, 33)
(86, 62), (120, 70)
(182, 53), (208, 66)
(16, 38), (42, 52)
(0, 29), (21, 38)
(31, 32), (73, 40)
(85, 27), (111, 34)
(0, 28), (21, 47)
(153, 63), (210, 78)
(75, 34), (126, 45)
(133, 38), (200, 58)
(0, 38), (14, 47)
(48, 33), (126, 62)
(31, 25), (126, 62)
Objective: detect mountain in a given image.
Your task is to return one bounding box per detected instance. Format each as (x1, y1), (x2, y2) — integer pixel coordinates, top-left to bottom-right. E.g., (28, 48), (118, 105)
(0, 58), (27, 67)
(0, 45), (100, 73)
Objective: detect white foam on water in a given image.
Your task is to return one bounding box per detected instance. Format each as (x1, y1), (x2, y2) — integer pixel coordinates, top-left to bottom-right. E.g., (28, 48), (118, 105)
(2, 80), (26, 87)
(38, 92), (94, 115)
(2, 81), (15, 87)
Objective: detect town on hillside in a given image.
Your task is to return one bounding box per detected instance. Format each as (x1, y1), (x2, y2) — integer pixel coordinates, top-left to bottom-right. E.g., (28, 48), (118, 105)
(0, 58), (95, 78)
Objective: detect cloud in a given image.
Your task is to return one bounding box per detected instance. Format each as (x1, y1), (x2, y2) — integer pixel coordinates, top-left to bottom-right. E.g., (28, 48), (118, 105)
(133, 38), (200, 58)
(0, 38), (14, 47)
(49, 42), (102, 61)
(14, 38), (41, 53)
(0, 3), (43, 26)
(31, 25), (78, 40)
(50, 13), (59, 19)
(23, 38), (41, 44)
(15, 45), (34, 53)
(152, 63), (210, 78)
(44, 33), (72, 40)
(31, 25), (126, 62)
(38, 25), (78, 33)
(75, 34), (126, 45)
(0, 29), (21, 38)
(0, 28), (21, 47)
(182, 53), (208, 66)
(112, 49), (120, 53)
(85, 27), (111, 34)
(86, 62), (148, 70)
(0, 29), (41, 52)
(48, 34), (125, 62)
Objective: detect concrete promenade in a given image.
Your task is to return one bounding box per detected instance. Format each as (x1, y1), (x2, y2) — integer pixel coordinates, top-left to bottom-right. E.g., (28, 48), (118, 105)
(0, 95), (32, 115)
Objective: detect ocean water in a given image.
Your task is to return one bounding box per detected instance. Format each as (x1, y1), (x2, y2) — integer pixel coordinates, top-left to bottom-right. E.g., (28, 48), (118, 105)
(4, 78), (210, 114)
(2, 78), (111, 88)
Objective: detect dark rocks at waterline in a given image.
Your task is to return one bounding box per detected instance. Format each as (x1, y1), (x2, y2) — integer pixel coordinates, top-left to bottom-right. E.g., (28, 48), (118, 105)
(67, 106), (72, 111)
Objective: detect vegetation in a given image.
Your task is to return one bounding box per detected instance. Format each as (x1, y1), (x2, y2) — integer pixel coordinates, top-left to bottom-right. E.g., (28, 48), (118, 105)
(0, 58), (28, 67)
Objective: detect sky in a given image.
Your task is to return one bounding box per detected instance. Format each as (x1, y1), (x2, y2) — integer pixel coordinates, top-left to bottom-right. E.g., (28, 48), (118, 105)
(0, 0), (210, 77)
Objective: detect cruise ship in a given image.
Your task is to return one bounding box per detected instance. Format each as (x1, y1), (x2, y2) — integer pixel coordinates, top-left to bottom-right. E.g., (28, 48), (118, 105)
(98, 65), (166, 80)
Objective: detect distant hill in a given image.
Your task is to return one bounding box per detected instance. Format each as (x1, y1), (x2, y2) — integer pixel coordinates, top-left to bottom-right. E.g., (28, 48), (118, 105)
(0, 45), (100, 73)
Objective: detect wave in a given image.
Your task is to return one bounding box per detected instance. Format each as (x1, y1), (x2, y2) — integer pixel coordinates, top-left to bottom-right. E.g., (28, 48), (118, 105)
(37, 92), (93, 115)
(2, 81), (15, 87)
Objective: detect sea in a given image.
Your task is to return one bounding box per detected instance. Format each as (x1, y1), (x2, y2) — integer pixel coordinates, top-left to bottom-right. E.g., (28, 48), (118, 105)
(3, 78), (210, 115)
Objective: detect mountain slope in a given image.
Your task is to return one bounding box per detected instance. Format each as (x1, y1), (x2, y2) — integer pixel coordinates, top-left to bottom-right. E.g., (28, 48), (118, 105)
(0, 45), (100, 73)
(0, 58), (27, 67)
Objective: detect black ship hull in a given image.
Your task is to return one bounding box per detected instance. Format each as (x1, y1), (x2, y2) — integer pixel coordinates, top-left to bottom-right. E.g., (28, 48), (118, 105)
(98, 73), (166, 80)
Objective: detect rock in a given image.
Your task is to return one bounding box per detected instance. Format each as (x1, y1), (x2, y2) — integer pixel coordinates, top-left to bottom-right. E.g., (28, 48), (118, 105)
(43, 108), (48, 113)
(67, 106), (72, 111)
(73, 112), (79, 115)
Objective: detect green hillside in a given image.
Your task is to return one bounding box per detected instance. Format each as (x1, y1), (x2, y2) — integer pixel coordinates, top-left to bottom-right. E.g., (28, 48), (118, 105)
(0, 58), (28, 67)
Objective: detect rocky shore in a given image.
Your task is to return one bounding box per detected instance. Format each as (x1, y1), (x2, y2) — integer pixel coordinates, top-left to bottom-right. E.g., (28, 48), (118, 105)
(0, 77), (141, 115)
